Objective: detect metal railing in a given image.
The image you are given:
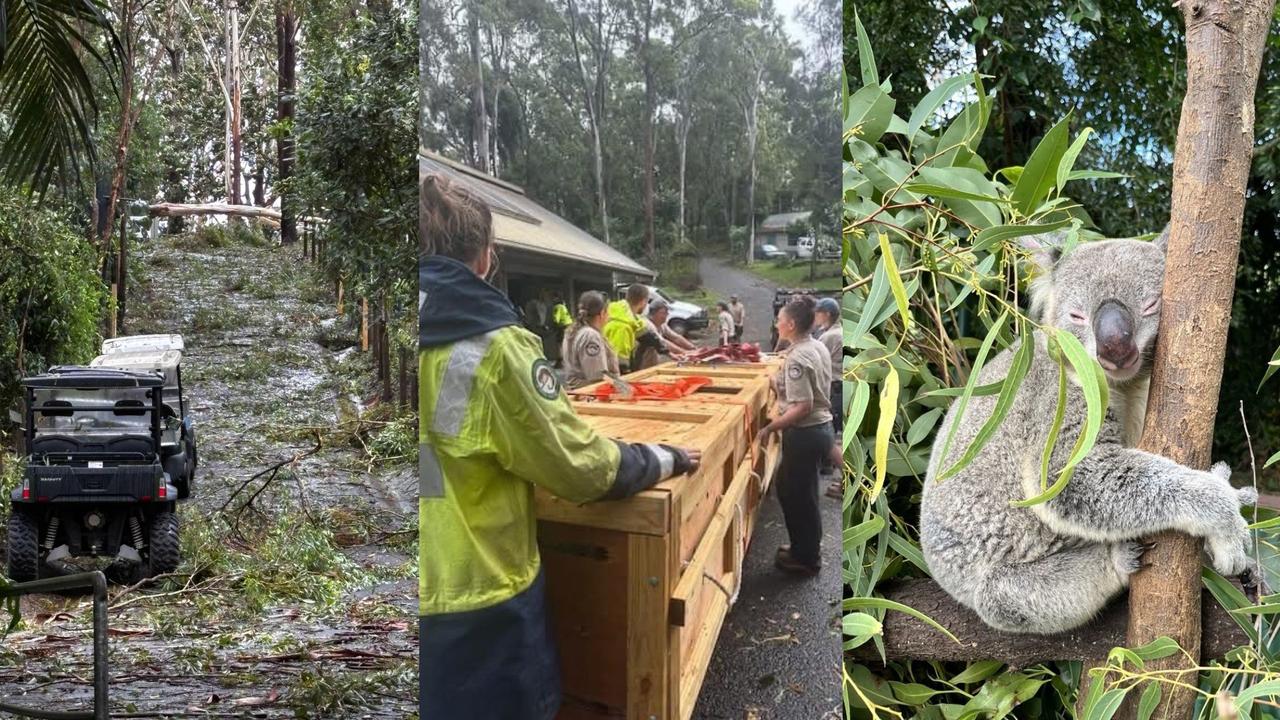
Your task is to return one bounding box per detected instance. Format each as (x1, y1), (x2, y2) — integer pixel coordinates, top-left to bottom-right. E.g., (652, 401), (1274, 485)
(0, 571), (108, 720)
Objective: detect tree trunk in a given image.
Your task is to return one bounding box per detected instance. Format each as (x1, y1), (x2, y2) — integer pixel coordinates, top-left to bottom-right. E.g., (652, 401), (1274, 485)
(277, 4), (298, 244)
(565, 0), (610, 245)
(640, 0), (655, 258)
(676, 113), (691, 245)
(469, 9), (490, 173)
(1120, 1), (1275, 718)
(149, 202), (282, 223)
(99, 0), (137, 268)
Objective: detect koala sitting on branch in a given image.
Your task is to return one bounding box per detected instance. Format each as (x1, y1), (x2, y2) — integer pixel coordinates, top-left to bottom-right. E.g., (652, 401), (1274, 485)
(920, 229), (1256, 635)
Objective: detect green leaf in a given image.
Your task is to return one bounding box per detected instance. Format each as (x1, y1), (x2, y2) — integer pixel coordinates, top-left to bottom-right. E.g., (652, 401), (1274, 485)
(1258, 345), (1280, 391)
(1011, 330), (1109, 507)
(845, 515), (886, 548)
(906, 408), (944, 447)
(902, 183), (1007, 205)
(945, 254), (998, 312)
(844, 596), (960, 643)
(906, 73), (977, 141)
(936, 78), (991, 168)
(1131, 636), (1182, 661)
(843, 611), (882, 637)
(1136, 683), (1161, 720)
(846, 85), (895, 146)
(935, 309), (1010, 480)
(886, 530), (929, 572)
(949, 659), (1004, 684)
(889, 681), (942, 706)
(1234, 679), (1280, 715)
(871, 364), (900, 502)
(973, 15), (988, 32)
(1036, 359), (1068, 491)
(853, 9), (878, 89)
(915, 166), (1005, 228)
(971, 220), (1074, 254)
(1010, 114), (1071, 215)
(919, 377), (1004, 399)
(1056, 127), (1094, 191)
(1084, 688), (1129, 720)
(845, 380), (871, 452)
(939, 325), (1034, 480)
(1203, 567), (1262, 646)
(850, 257), (890, 344)
(1066, 170), (1128, 182)
(878, 233), (913, 331)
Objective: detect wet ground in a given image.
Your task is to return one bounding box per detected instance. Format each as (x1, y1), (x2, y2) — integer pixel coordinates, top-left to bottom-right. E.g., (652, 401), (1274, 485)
(692, 256), (843, 719)
(0, 231), (417, 717)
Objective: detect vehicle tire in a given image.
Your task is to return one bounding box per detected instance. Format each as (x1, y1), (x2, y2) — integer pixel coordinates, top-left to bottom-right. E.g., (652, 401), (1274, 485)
(669, 319), (688, 337)
(6, 510), (40, 582)
(148, 512), (180, 577)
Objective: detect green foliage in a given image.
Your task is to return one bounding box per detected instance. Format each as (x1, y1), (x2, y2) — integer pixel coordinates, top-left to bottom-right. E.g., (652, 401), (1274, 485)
(842, 30), (1120, 714)
(0, 188), (105, 410)
(845, 21), (1280, 718)
(0, 0), (118, 191)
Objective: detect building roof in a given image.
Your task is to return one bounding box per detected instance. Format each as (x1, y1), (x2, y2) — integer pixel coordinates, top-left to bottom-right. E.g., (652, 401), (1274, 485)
(419, 151), (655, 278)
(760, 211), (813, 232)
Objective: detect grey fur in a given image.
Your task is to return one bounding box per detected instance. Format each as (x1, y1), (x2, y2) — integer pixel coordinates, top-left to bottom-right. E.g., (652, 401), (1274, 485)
(920, 233), (1255, 635)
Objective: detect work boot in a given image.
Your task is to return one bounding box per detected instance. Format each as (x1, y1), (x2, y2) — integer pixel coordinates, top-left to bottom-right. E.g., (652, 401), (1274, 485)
(775, 546), (820, 577)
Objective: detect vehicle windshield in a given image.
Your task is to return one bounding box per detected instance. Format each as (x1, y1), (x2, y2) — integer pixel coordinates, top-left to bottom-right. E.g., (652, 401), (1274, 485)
(32, 387), (154, 436)
(651, 287), (671, 304)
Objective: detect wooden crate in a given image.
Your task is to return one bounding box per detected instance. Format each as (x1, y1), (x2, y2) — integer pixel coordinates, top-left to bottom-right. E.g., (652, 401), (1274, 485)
(538, 402), (782, 720)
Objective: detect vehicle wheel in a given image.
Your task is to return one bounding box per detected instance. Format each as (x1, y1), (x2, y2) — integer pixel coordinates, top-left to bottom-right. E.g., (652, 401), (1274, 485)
(148, 512), (180, 577)
(669, 319), (688, 337)
(6, 511), (40, 582)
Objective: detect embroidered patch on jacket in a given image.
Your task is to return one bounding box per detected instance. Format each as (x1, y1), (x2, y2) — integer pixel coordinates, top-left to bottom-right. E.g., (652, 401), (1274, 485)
(532, 359), (560, 399)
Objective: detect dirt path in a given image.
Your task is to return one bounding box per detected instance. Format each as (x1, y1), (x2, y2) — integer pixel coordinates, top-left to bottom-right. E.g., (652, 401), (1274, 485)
(0, 231), (417, 717)
(697, 256), (781, 347)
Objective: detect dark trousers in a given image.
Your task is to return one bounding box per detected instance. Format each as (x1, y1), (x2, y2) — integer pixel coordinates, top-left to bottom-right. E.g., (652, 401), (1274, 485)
(831, 380), (843, 435)
(421, 568), (562, 720)
(778, 423), (834, 567)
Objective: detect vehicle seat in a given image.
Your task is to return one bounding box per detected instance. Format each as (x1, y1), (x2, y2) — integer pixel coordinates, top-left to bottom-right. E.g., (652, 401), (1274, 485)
(114, 399), (147, 416)
(106, 435), (153, 459)
(32, 435), (80, 456)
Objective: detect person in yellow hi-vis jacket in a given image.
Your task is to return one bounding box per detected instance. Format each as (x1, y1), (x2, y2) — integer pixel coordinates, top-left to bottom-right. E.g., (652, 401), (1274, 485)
(419, 174), (702, 720)
(602, 283), (649, 371)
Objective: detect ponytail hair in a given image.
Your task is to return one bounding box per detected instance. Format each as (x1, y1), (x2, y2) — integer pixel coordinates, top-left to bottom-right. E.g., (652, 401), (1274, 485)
(567, 290), (608, 346)
(420, 173), (492, 262)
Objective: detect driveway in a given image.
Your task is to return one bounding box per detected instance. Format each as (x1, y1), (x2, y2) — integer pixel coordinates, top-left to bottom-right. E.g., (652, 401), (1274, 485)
(697, 256), (780, 347)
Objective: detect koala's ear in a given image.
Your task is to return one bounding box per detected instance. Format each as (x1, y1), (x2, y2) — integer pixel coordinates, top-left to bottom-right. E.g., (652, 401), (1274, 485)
(1153, 224), (1170, 253)
(1020, 231), (1065, 271)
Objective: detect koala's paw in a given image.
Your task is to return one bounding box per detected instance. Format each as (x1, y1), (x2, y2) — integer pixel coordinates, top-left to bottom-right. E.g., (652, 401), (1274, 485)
(1238, 486), (1260, 507)
(1208, 531), (1252, 577)
(1111, 540), (1152, 579)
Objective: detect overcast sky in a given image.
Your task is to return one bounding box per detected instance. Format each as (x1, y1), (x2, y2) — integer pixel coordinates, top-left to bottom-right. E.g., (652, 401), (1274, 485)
(774, 0), (821, 51)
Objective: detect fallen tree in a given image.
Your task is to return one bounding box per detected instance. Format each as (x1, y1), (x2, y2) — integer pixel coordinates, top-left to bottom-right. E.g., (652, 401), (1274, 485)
(147, 202), (281, 222)
(850, 579), (1249, 668)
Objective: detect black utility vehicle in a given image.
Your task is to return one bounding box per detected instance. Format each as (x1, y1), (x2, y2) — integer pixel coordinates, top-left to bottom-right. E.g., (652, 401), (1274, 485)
(8, 367), (184, 582)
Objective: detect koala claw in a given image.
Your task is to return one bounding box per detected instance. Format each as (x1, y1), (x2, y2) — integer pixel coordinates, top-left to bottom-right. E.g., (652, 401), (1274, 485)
(1112, 541), (1148, 578)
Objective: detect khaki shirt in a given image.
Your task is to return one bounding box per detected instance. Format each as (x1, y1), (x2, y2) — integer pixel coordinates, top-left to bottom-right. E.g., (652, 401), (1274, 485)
(775, 337), (833, 427)
(718, 311), (735, 344)
(562, 325), (619, 389)
(729, 301), (745, 326)
(818, 325), (842, 379)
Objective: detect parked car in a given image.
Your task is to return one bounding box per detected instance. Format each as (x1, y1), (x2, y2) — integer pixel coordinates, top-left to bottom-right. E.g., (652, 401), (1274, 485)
(754, 243), (787, 261)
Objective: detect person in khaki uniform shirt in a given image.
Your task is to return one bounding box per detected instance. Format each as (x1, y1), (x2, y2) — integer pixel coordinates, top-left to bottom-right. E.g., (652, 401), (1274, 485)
(562, 291), (620, 389)
(728, 295), (746, 342)
(756, 295), (833, 576)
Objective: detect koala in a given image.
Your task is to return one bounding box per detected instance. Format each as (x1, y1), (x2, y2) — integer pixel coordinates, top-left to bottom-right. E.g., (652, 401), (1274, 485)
(919, 229), (1257, 635)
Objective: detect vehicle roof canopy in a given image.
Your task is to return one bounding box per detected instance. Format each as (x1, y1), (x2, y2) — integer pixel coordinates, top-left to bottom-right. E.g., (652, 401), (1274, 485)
(100, 334), (184, 356)
(22, 366), (164, 389)
(91, 349), (182, 373)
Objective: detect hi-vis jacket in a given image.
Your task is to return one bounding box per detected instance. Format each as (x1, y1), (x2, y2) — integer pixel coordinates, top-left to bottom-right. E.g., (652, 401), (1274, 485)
(420, 256), (678, 720)
(602, 299), (645, 362)
(551, 302), (573, 328)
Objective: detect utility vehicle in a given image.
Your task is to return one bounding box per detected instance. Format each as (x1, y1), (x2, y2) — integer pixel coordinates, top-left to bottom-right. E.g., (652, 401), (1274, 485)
(7, 335), (195, 582)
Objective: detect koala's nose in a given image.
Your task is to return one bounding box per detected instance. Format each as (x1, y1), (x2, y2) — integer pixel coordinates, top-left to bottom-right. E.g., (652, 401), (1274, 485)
(1094, 300), (1138, 371)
